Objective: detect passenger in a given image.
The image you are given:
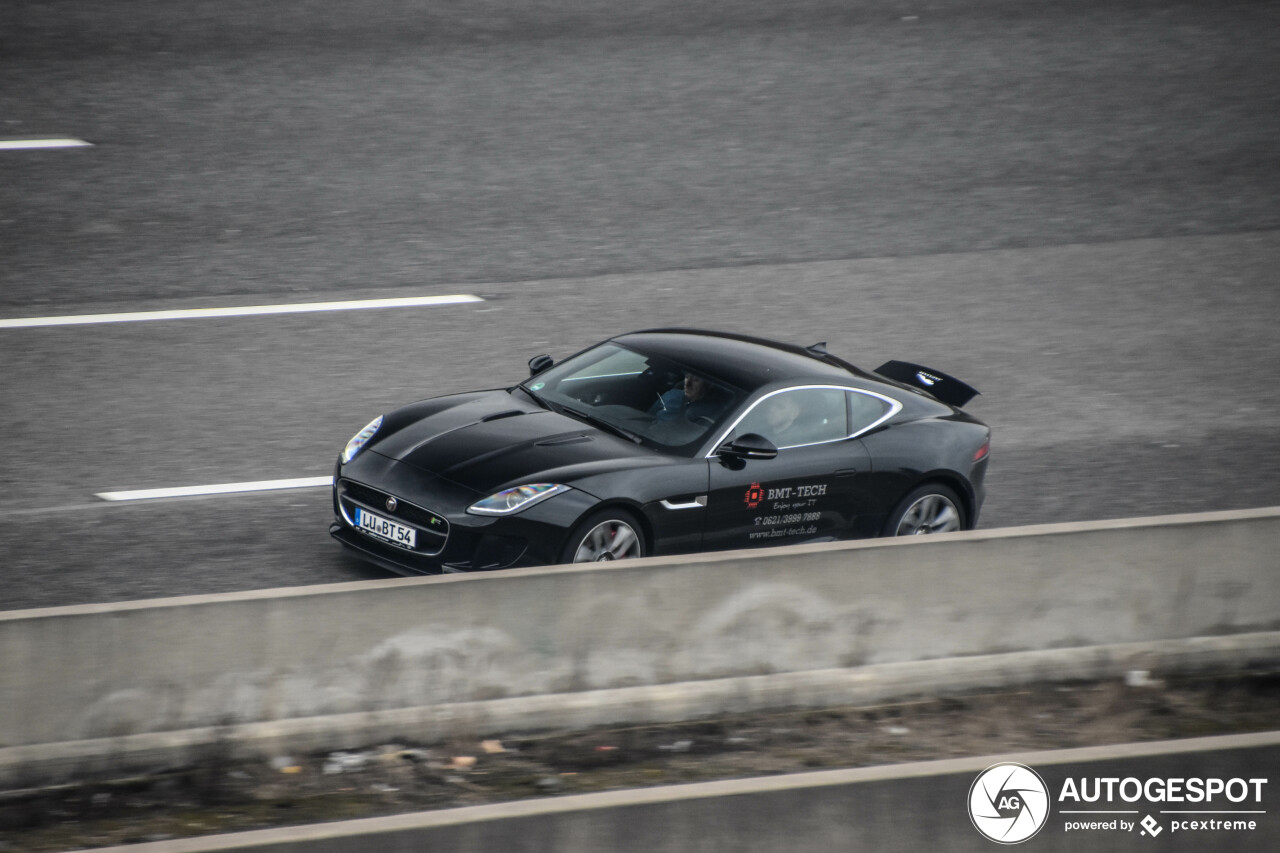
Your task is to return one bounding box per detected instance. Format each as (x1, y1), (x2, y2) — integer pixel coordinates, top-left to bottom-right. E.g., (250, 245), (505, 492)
(759, 393), (803, 444)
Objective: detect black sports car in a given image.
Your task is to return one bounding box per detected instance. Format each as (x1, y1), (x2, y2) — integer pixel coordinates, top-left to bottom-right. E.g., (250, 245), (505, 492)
(330, 329), (990, 574)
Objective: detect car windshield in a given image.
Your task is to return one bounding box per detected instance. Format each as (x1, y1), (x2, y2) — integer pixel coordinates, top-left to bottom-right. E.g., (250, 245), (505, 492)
(519, 343), (746, 456)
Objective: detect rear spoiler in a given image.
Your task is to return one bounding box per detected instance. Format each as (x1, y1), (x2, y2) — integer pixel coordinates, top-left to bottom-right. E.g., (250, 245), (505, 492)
(874, 360), (980, 408)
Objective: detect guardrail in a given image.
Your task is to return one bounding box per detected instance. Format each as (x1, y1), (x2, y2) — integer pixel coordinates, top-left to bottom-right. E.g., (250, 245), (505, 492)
(2, 507), (1278, 787)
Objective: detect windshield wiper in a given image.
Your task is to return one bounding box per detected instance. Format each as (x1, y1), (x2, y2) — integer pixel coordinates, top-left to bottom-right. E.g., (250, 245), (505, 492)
(511, 388), (638, 443)
(559, 405), (643, 444)
(511, 384), (551, 410)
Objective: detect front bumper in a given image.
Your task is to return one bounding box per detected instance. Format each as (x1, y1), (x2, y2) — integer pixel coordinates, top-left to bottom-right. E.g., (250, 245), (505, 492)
(329, 452), (599, 574)
(329, 519), (536, 575)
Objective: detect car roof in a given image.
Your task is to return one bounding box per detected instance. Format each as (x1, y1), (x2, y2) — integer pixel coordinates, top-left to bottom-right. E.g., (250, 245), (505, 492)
(611, 328), (873, 392)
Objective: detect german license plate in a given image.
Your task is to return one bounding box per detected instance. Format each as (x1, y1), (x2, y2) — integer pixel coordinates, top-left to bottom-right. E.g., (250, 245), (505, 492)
(354, 507), (417, 549)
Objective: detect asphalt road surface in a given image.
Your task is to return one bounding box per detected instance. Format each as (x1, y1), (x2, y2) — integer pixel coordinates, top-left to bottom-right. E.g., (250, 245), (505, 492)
(3, 0), (1278, 610)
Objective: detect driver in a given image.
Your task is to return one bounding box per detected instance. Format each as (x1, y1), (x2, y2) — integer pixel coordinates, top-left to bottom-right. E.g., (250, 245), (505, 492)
(651, 372), (724, 423)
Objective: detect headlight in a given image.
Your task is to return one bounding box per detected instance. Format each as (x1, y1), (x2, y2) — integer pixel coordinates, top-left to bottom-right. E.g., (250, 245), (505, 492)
(341, 415), (383, 464)
(468, 483), (570, 516)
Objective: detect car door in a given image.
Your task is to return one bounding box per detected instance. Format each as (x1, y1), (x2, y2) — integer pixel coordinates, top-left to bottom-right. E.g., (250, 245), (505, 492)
(702, 387), (874, 551)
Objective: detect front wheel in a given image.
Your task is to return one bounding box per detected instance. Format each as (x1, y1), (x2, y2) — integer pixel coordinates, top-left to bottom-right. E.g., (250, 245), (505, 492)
(883, 484), (966, 536)
(560, 509), (646, 563)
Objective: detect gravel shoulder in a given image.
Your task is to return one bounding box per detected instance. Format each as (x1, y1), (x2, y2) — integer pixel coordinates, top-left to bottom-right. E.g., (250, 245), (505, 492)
(4, 671), (1279, 850)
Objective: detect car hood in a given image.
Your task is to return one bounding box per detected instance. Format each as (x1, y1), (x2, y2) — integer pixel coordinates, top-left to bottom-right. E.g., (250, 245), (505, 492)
(367, 390), (668, 494)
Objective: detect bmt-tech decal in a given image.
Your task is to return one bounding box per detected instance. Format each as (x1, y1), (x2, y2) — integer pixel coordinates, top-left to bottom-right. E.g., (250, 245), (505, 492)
(746, 481), (830, 541)
(762, 484), (828, 504)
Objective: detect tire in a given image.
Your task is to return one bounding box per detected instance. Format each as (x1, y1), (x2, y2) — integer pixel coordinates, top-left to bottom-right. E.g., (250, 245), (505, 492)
(560, 509), (646, 563)
(883, 483), (967, 537)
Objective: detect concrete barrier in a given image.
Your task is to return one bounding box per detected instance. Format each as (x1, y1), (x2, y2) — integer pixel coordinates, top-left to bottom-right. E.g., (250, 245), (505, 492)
(89, 731), (1280, 853)
(2, 507), (1279, 786)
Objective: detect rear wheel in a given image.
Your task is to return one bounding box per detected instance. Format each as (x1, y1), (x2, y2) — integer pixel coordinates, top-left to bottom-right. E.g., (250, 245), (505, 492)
(561, 509), (646, 563)
(884, 484), (966, 536)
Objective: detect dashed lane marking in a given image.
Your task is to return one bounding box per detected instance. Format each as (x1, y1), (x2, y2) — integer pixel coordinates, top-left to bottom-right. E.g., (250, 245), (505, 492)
(0, 294), (485, 329)
(96, 477), (333, 502)
(0, 138), (93, 150)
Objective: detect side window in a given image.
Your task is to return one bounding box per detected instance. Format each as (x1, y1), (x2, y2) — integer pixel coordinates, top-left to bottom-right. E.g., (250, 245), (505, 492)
(847, 390), (892, 434)
(733, 388), (849, 448)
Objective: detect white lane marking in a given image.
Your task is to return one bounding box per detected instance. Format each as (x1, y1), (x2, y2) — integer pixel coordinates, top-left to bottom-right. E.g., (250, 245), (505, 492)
(97, 477), (333, 502)
(0, 138), (93, 150)
(0, 294), (484, 329)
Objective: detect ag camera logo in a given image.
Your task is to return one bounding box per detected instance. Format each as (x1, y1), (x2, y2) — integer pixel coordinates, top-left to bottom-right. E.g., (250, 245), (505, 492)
(969, 763), (1051, 844)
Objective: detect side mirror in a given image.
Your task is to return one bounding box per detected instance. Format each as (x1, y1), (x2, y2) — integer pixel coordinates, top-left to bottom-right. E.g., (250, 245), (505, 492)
(528, 354), (555, 376)
(716, 433), (778, 461)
